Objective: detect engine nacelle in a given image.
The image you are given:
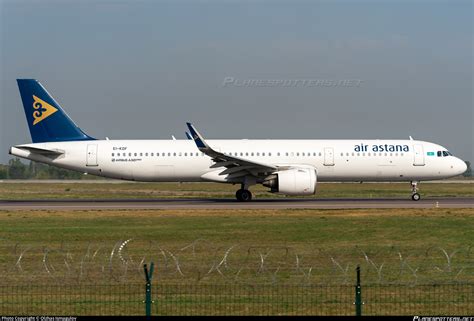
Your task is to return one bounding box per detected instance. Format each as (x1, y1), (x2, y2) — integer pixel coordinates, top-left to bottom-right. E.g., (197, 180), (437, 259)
(263, 166), (317, 196)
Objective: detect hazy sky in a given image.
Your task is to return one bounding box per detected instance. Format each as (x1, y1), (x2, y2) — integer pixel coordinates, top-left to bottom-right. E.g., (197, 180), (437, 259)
(1, 0), (472, 163)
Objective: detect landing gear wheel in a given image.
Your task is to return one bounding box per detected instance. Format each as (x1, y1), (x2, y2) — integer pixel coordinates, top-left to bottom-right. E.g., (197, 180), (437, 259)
(410, 181), (421, 201)
(412, 193), (421, 201)
(236, 189), (252, 202)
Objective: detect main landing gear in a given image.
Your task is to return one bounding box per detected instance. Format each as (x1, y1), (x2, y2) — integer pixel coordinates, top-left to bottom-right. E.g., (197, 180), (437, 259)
(235, 179), (255, 202)
(236, 188), (252, 202)
(411, 181), (421, 201)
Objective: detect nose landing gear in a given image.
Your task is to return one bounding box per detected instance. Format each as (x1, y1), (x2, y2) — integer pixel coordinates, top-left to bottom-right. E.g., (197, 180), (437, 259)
(411, 181), (421, 201)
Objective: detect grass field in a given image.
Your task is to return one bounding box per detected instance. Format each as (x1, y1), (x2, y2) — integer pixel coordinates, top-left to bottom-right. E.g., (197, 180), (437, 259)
(1, 208), (473, 285)
(0, 182), (472, 315)
(0, 181), (472, 200)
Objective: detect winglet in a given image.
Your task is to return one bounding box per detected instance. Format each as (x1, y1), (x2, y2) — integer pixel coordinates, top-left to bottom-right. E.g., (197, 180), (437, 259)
(186, 122), (208, 149)
(185, 132), (192, 140)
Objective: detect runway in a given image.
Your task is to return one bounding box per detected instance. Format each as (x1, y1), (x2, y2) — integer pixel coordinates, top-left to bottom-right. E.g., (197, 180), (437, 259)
(0, 198), (472, 210)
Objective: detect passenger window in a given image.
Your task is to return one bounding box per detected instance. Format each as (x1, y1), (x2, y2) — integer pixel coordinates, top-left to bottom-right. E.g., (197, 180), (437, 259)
(269, 152), (272, 156)
(134, 153), (137, 157)
(256, 152), (260, 156)
(145, 153), (148, 157)
(286, 152), (289, 156)
(112, 153), (114, 157)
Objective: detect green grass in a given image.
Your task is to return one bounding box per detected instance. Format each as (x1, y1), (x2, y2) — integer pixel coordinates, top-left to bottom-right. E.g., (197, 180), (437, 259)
(0, 181), (472, 200)
(0, 208), (473, 285)
(0, 208), (473, 315)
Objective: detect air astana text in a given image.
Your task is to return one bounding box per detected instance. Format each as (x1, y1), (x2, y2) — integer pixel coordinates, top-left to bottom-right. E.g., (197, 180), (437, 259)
(354, 144), (410, 152)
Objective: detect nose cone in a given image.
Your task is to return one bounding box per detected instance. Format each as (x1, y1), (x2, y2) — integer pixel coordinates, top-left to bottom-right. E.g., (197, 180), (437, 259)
(455, 158), (467, 176)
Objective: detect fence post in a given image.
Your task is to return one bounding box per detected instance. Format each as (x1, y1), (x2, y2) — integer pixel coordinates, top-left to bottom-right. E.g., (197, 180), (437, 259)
(355, 265), (362, 316)
(144, 262), (154, 317)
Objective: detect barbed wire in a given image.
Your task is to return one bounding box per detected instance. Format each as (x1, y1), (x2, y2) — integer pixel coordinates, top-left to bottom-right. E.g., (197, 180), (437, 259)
(0, 239), (473, 285)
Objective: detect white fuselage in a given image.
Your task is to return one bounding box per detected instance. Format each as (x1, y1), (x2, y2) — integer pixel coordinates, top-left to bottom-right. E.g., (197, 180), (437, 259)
(10, 139), (467, 183)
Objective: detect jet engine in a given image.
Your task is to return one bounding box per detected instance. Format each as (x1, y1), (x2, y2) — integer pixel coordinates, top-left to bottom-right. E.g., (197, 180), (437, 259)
(263, 166), (317, 196)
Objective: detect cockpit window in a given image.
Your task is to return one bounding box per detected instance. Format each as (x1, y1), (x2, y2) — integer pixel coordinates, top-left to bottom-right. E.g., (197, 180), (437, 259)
(437, 150), (452, 157)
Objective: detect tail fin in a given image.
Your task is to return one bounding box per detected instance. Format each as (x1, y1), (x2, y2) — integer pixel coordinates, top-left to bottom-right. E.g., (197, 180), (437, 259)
(16, 79), (95, 143)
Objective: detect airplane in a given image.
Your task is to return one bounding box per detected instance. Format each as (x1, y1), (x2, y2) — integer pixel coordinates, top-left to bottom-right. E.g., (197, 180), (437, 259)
(9, 79), (467, 202)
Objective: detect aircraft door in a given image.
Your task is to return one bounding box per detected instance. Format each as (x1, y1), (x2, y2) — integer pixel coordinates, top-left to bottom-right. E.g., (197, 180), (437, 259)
(413, 144), (425, 166)
(324, 147), (335, 166)
(86, 144), (98, 166)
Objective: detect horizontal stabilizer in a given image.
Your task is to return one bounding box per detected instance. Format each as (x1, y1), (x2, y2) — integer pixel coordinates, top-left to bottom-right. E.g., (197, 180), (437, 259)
(14, 145), (64, 156)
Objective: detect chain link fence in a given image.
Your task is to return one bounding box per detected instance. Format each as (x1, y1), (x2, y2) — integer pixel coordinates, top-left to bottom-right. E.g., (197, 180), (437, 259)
(1, 283), (472, 316)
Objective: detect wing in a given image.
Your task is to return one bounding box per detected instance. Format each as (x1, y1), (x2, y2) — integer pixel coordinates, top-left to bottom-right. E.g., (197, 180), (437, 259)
(186, 122), (277, 180)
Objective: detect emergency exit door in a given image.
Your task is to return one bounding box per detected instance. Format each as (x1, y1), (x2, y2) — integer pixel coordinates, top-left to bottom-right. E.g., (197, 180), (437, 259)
(324, 147), (334, 166)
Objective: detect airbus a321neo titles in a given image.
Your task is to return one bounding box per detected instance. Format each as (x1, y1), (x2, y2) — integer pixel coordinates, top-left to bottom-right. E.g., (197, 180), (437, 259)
(9, 80), (467, 201)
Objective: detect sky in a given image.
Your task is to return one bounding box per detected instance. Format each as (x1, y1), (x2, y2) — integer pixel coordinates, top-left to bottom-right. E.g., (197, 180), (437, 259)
(0, 0), (472, 163)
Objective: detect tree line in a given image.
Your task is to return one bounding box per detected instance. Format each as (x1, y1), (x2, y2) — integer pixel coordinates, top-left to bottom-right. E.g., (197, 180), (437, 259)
(0, 158), (471, 179)
(0, 158), (89, 179)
